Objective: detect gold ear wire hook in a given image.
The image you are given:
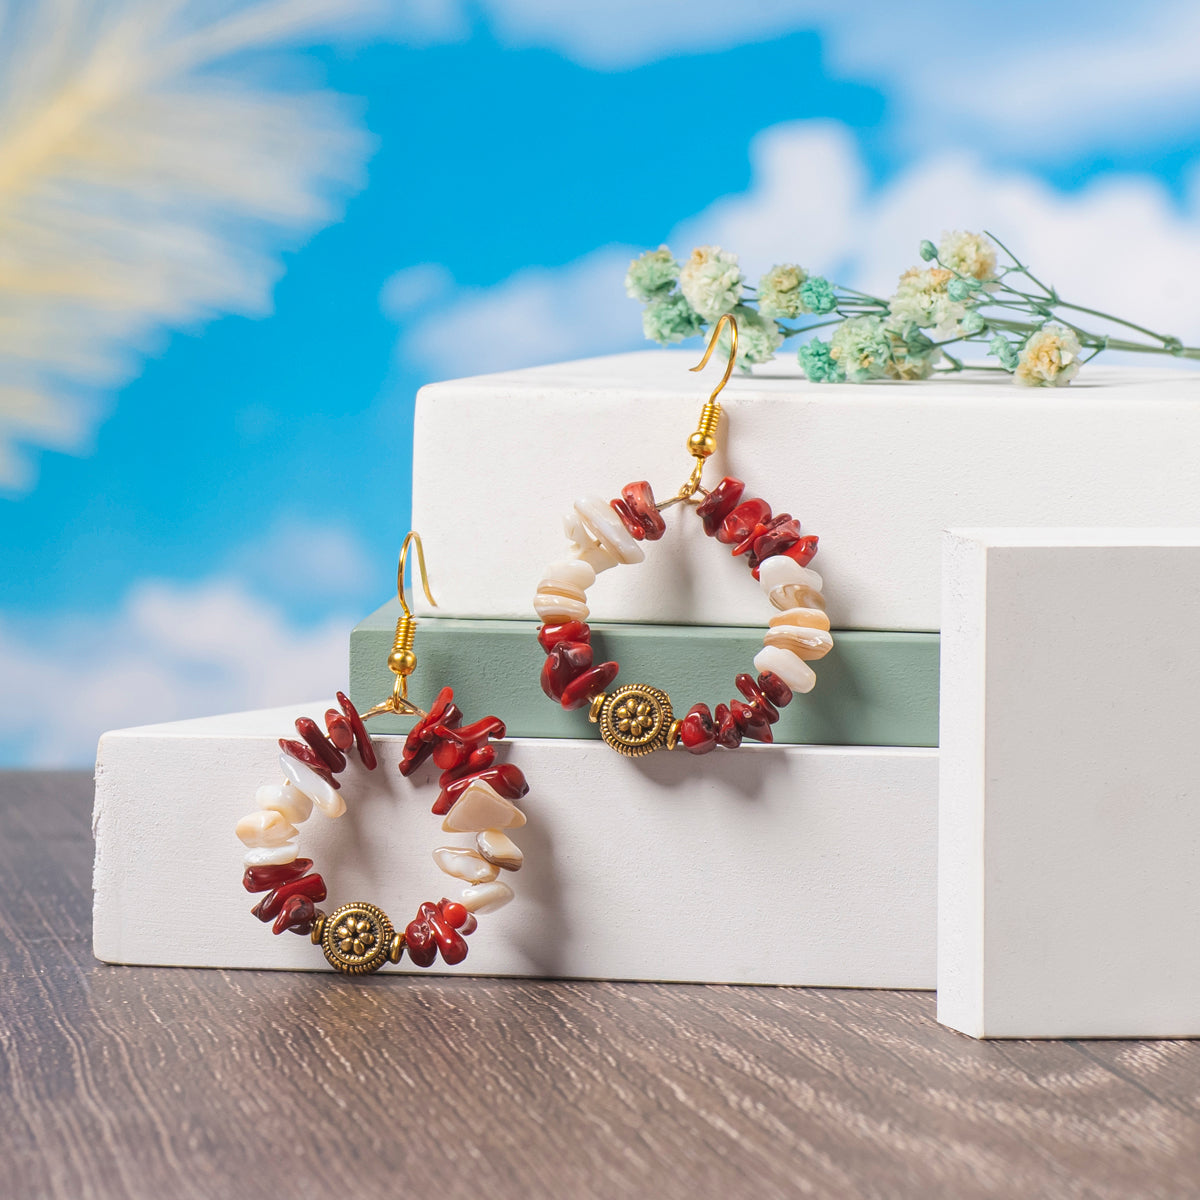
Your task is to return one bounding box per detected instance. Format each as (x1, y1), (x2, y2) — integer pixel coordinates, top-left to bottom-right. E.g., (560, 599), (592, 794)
(363, 532), (437, 720)
(677, 313), (737, 499)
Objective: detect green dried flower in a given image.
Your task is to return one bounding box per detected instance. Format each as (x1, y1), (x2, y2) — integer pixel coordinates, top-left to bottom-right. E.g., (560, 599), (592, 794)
(797, 338), (845, 383)
(987, 333), (1019, 371)
(919, 239), (937, 262)
(959, 311), (987, 336)
(799, 275), (837, 315)
(642, 292), (704, 344)
(625, 246), (680, 302)
(831, 316), (892, 382)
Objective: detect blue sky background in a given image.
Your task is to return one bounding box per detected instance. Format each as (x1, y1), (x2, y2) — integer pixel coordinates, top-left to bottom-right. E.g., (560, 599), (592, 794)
(4, 0), (1200, 764)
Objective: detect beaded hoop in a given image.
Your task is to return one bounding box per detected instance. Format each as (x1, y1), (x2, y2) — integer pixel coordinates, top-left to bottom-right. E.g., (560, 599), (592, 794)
(235, 536), (529, 975)
(532, 316), (834, 757)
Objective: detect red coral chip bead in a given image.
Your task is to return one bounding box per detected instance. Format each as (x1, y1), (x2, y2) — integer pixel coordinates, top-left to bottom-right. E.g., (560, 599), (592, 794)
(714, 703), (743, 749)
(756, 671), (793, 708)
(433, 763), (529, 815)
(448, 744), (496, 780)
(538, 621), (591, 652)
(679, 703), (717, 755)
(695, 477), (746, 537)
(732, 698), (774, 743)
(252, 873), (328, 922)
(610, 496), (646, 540)
(735, 673), (780, 724)
(718, 498), (772, 546)
(243, 858), (313, 894)
(336, 691), (378, 771)
(295, 716), (347, 774)
(278, 739), (341, 788)
(273, 895), (316, 936)
(420, 901), (468, 966)
(460, 912), (478, 935)
(559, 662), (619, 710)
(540, 640), (594, 701)
(324, 709), (355, 752)
(404, 918), (438, 967)
(399, 686), (461, 776)
(431, 715), (506, 771)
(621, 481), (666, 541)
(780, 535), (819, 568)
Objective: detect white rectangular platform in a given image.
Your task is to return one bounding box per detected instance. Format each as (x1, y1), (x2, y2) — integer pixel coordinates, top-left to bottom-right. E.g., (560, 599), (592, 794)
(94, 706), (937, 987)
(938, 530), (1200, 1038)
(413, 353), (1200, 631)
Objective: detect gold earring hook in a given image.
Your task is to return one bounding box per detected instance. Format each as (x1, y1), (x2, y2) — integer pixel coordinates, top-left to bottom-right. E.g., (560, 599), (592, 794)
(669, 313), (737, 502)
(362, 532), (437, 721)
(397, 530), (437, 618)
(688, 312), (738, 404)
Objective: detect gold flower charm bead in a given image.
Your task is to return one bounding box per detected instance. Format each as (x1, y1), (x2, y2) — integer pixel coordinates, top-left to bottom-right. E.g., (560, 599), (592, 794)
(598, 683), (673, 757)
(320, 902), (394, 975)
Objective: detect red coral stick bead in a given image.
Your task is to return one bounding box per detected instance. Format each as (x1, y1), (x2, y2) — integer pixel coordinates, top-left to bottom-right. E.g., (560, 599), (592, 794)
(433, 763), (529, 815)
(779, 535), (819, 568)
(610, 496), (646, 540)
(735, 673), (780, 725)
(278, 739), (341, 788)
(718, 498), (772, 546)
(420, 901), (468, 965)
(336, 691), (378, 771)
(756, 671), (793, 708)
(431, 715), (506, 771)
(252, 873), (328, 922)
(399, 686), (461, 776)
(243, 858), (314, 894)
(540, 640), (594, 701)
(695, 477), (746, 536)
(620, 481), (666, 541)
(714, 703), (743, 749)
(296, 716), (347, 773)
(273, 895), (316, 936)
(538, 621), (591, 652)
(679, 703), (717, 755)
(559, 662), (619, 710)
(324, 709), (355, 752)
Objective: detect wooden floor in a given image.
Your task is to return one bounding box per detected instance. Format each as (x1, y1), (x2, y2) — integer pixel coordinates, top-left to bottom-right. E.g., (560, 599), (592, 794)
(4, 773), (1199, 1200)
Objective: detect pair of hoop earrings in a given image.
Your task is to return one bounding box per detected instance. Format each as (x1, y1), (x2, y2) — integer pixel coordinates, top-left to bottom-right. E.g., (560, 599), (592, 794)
(235, 315), (833, 974)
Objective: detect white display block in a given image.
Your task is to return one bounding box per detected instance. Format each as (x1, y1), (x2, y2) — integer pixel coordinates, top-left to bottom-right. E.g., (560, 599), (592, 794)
(94, 706), (937, 987)
(413, 354), (1200, 632)
(938, 530), (1200, 1038)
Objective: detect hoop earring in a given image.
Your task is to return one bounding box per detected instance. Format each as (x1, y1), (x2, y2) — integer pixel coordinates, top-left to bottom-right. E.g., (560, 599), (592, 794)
(235, 533), (529, 975)
(532, 315), (833, 758)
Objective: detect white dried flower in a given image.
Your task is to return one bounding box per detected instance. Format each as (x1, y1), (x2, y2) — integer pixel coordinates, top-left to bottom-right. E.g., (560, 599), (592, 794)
(886, 267), (967, 340)
(678, 245), (743, 321)
(937, 231), (998, 281)
(1015, 324), (1082, 387)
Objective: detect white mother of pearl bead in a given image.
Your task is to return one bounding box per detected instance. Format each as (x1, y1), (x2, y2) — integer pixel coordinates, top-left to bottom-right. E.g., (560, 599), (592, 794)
(433, 846), (499, 884)
(243, 842), (300, 868)
(460, 880), (515, 914)
(441, 780), (527, 833)
(533, 591), (590, 623)
(768, 606), (831, 632)
(278, 753), (346, 819)
(255, 781), (313, 824)
(764, 625), (834, 661)
(757, 557), (826, 611)
(541, 559), (596, 591)
(753, 644), (817, 693)
(476, 829), (523, 871)
(236, 808), (299, 848)
(573, 496), (645, 565)
(563, 510), (622, 573)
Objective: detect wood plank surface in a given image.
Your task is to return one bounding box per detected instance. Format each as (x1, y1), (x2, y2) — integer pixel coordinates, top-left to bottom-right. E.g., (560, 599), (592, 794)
(2, 771), (1198, 1200)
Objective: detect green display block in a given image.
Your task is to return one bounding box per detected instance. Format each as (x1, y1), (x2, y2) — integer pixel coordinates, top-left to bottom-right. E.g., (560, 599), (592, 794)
(350, 603), (938, 747)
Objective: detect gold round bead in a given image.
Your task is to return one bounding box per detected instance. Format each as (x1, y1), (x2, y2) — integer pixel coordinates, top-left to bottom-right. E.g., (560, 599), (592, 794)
(665, 719), (683, 751)
(687, 431), (717, 459)
(388, 648), (417, 675)
(588, 692), (608, 724)
(387, 932), (406, 964)
(310, 911), (326, 945)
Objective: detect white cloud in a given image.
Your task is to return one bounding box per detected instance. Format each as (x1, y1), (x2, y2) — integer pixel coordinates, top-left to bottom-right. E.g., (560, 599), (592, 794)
(0, 579), (352, 767)
(381, 263), (457, 317)
(453, 0), (1197, 155)
(400, 247), (646, 376)
(399, 121), (1200, 376)
(224, 518), (375, 604)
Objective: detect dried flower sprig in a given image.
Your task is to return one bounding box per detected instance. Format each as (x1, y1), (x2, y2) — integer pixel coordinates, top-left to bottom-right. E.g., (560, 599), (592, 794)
(626, 233), (1200, 385)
